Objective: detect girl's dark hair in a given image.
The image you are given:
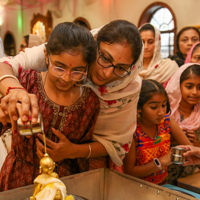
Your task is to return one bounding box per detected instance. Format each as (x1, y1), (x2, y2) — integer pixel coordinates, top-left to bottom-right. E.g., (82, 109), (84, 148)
(176, 26), (200, 59)
(45, 22), (96, 66)
(138, 79), (170, 113)
(192, 43), (200, 57)
(24, 35), (29, 46)
(180, 64), (200, 84)
(139, 23), (155, 36)
(96, 20), (142, 65)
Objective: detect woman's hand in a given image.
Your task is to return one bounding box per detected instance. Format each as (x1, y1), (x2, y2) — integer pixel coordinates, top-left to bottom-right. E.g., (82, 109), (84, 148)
(36, 128), (77, 162)
(176, 145), (200, 166)
(1, 89), (39, 124)
(184, 129), (199, 146)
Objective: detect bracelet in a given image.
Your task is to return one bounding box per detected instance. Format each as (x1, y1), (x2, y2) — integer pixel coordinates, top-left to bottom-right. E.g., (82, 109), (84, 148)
(6, 87), (27, 95)
(0, 75), (19, 83)
(86, 144), (91, 159)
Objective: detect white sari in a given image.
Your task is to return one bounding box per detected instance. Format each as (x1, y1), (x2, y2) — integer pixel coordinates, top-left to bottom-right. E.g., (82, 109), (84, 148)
(139, 24), (178, 85)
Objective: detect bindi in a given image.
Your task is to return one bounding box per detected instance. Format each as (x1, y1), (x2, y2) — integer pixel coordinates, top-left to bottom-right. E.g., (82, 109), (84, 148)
(118, 57), (121, 59)
(69, 63), (72, 66)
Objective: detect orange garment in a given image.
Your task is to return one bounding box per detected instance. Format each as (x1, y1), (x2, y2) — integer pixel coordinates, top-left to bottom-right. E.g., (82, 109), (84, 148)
(134, 115), (171, 185)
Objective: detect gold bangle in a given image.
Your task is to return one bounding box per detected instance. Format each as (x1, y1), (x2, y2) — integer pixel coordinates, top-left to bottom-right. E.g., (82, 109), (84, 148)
(86, 144), (91, 159)
(0, 75), (19, 83)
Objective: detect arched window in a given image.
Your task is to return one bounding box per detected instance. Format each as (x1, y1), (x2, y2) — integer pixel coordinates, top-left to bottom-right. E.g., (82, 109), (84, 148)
(139, 2), (176, 58)
(74, 17), (91, 30)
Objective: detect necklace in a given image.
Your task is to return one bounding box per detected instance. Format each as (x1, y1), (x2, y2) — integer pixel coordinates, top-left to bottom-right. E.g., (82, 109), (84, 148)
(43, 71), (48, 86)
(43, 71), (79, 105)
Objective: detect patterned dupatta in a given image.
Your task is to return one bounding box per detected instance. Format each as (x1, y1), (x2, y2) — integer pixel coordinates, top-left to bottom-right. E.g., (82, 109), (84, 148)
(84, 29), (144, 166)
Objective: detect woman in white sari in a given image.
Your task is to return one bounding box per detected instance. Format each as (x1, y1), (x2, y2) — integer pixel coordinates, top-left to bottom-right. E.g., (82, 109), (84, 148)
(139, 23), (178, 87)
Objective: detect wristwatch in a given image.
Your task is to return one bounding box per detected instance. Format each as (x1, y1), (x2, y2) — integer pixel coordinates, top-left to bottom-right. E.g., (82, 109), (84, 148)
(153, 158), (163, 170)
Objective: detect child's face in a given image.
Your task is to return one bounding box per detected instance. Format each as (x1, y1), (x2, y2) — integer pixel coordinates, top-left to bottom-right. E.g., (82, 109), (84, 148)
(180, 73), (200, 106)
(46, 51), (87, 92)
(139, 93), (167, 125)
(191, 47), (200, 64)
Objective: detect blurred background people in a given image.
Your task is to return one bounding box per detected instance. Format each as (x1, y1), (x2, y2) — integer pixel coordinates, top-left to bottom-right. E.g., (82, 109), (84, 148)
(185, 42), (200, 64)
(169, 26), (200, 67)
(19, 34), (44, 52)
(139, 24), (178, 87)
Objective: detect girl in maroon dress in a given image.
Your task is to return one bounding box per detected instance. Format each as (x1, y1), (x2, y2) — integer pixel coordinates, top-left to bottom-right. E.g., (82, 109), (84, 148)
(0, 22), (100, 191)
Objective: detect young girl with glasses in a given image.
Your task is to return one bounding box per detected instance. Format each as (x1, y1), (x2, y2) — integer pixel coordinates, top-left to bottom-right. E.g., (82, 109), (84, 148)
(123, 79), (191, 185)
(0, 22), (100, 191)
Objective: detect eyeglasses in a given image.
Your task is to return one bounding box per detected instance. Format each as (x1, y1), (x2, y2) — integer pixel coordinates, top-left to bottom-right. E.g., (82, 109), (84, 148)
(48, 56), (87, 81)
(20, 44), (28, 49)
(97, 46), (134, 77)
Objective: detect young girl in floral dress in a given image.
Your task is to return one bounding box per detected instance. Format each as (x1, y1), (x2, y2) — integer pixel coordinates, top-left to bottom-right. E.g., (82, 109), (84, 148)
(0, 22), (100, 191)
(123, 79), (191, 185)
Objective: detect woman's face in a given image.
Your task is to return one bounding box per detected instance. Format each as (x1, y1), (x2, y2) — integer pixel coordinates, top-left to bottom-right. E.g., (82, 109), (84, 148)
(140, 30), (155, 60)
(19, 38), (28, 52)
(179, 29), (200, 57)
(89, 42), (134, 86)
(191, 47), (200, 64)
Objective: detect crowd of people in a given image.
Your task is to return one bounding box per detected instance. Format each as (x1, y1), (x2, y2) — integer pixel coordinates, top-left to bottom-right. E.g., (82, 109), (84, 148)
(0, 19), (200, 192)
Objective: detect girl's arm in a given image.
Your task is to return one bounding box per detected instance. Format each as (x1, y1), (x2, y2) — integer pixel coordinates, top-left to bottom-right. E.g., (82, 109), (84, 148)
(170, 117), (192, 145)
(123, 138), (171, 178)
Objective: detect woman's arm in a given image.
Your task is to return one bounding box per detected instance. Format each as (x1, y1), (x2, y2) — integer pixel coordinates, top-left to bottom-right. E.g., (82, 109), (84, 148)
(123, 138), (172, 178)
(170, 117), (192, 145)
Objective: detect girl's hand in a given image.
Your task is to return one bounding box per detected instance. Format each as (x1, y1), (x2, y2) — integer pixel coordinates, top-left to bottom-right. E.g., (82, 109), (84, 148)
(36, 128), (77, 162)
(185, 130), (199, 146)
(160, 149), (173, 167)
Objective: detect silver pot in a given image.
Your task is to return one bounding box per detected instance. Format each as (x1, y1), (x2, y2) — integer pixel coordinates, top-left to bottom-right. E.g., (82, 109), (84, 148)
(17, 112), (44, 136)
(171, 147), (186, 164)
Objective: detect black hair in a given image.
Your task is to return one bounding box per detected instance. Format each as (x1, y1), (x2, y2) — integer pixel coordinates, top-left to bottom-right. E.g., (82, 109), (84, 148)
(192, 43), (200, 57)
(45, 22), (96, 66)
(138, 79), (170, 113)
(96, 20), (142, 65)
(139, 23), (155, 36)
(176, 26), (200, 59)
(180, 64), (200, 84)
(24, 35), (29, 46)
